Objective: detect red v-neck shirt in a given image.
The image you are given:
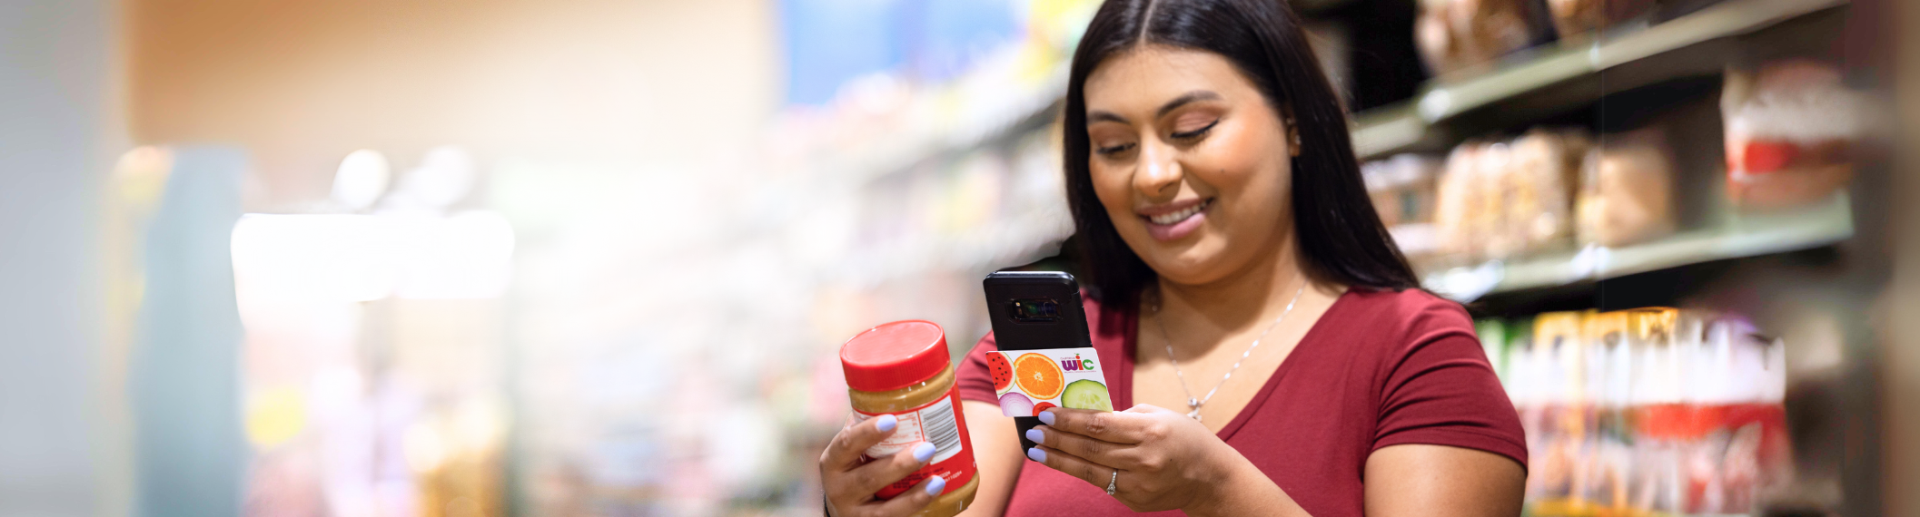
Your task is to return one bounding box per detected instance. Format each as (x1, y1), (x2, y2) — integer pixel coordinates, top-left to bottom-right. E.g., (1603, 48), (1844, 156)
(956, 288), (1526, 516)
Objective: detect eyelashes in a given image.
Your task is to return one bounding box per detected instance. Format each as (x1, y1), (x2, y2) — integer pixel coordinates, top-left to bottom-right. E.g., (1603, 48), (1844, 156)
(1169, 119), (1218, 141)
(1091, 118), (1220, 156)
(1095, 143), (1136, 156)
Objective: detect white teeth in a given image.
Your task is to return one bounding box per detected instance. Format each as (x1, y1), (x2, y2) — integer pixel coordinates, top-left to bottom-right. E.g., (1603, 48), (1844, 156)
(1148, 200), (1208, 225)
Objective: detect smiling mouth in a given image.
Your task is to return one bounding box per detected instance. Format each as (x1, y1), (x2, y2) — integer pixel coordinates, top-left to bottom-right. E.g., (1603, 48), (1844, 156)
(1144, 199), (1212, 225)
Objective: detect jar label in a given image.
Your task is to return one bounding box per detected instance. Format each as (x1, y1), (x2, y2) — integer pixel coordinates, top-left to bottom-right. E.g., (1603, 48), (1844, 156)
(852, 388), (976, 499)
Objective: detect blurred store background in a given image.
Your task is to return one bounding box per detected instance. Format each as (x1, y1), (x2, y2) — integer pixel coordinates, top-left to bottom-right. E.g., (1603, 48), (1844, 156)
(0, 0), (1913, 516)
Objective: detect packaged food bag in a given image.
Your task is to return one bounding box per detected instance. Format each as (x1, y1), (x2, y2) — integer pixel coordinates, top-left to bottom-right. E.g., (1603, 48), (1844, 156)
(1722, 60), (1862, 210)
(1576, 128), (1675, 247)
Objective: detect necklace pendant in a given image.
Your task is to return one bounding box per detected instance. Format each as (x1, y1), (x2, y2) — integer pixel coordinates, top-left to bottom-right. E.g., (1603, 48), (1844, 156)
(1187, 397), (1199, 409)
(1187, 409), (1203, 422)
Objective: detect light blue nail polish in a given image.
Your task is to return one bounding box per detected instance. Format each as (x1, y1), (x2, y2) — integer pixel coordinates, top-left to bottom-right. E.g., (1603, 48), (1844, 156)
(1027, 448), (1046, 463)
(925, 475), (946, 496)
(875, 414), (897, 432)
(912, 442), (936, 463)
(1025, 428), (1044, 443)
(1038, 410), (1056, 426)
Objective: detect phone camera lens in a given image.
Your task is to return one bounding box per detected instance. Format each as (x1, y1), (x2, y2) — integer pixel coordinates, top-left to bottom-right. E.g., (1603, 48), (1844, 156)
(1009, 298), (1061, 322)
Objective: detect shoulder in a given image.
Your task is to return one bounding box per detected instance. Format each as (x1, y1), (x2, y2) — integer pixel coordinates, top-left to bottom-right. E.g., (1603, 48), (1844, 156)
(1318, 288), (1482, 375)
(1344, 290), (1527, 469)
(1331, 287), (1476, 346)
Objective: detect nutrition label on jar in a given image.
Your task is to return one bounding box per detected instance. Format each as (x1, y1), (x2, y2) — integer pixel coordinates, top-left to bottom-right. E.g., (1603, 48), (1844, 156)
(851, 390), (976, 498)
(854, 395), (962, 463)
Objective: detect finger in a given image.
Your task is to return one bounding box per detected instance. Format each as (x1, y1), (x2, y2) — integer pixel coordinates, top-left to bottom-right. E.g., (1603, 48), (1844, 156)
(1026, 425), (1138, 468)
(822, 414), (900, 471)
(1040, 407), (1148, 444)
(1026, 445), (1116, 490)
(841, 442), (937, 500)
(1124, 403), (1175, 416)
(861, 475), (946, 517)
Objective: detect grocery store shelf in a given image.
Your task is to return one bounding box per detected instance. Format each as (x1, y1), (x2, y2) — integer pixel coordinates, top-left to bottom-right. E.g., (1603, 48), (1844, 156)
(835, 207), (1075, 285)
(1350, 105), (1431, 159)
(823, 0), (1848, 173)
(826, 65), (1067, 185)
(1352, 0), (1847, 159)
(1423, 192), (1854, 301)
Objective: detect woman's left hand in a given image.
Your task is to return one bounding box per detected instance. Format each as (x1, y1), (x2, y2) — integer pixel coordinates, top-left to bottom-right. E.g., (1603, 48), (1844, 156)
(1023, 404), (1254, 514)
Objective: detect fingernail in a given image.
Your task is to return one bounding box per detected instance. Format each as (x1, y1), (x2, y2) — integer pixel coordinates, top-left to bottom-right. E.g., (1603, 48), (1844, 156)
(1025, 428), (1044, 444)
(1038, 410), (1056, 426)
(875, 414), (897, 432)
(912, 442), (936, 463)
(1027, 447), (1046, 463)
(925, 475), (946, 496)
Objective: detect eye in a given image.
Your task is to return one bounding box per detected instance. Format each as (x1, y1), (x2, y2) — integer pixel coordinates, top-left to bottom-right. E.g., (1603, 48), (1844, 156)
(1169, 119), (1218, 141)
(1095, 142), (1137, 156)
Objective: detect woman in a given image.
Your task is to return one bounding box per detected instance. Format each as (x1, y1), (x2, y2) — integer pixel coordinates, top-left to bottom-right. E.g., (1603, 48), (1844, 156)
(819, 0), (1527, 515)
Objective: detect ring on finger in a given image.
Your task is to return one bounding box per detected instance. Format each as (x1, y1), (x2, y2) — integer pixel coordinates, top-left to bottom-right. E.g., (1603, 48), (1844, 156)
(1106, 469), (1118, 497)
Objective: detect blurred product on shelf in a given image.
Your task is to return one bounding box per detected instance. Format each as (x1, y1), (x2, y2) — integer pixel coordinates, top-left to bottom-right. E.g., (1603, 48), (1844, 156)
(1364, 155), (1443, 258)
(1575, 127), (1676, 247)
(1489, 308), (1794, 516)
(1362, 154), (1440, 228)
(1427, 124), (1685, 265)
(1505, 129), (1589, 256)
(1431, 128), (1592, 262)
(1413, 0), (1550, 76)
(1433, 142), (1488, 261)
(1721, 59), (1862, 210)
(1544, 0), (1658, 43)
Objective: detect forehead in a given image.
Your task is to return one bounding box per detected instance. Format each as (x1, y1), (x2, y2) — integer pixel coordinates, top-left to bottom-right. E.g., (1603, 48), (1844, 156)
(1084, 45), (1256, 111)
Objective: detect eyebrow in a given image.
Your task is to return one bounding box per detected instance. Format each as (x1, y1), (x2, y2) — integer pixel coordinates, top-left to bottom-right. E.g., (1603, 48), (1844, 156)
(1086, 90), (1223, 125)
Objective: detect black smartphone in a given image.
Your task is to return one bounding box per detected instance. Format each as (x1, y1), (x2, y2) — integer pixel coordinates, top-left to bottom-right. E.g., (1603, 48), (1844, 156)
(982, 271), (1094, 451)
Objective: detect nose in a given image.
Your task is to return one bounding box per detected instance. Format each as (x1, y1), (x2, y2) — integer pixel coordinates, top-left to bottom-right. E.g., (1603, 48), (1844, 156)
(1133, 139), (1181, 197)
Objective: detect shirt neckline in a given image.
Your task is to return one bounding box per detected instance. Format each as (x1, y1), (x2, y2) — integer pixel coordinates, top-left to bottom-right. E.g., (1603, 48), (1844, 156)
(1117, 288), (1356, 441)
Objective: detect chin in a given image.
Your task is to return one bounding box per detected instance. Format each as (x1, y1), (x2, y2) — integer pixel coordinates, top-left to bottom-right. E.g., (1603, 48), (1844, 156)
(1135, 239), (1231, 285)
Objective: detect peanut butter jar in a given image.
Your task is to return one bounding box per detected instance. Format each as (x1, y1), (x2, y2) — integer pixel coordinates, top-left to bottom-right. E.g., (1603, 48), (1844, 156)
(840, 320), (979, 517)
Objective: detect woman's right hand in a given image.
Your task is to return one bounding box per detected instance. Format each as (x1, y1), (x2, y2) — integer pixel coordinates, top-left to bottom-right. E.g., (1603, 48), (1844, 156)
(820, 414), (947, 517)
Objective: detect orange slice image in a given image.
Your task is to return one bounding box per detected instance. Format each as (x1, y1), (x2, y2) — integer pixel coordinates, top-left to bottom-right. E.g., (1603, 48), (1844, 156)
(1012, 353), (1066, 400)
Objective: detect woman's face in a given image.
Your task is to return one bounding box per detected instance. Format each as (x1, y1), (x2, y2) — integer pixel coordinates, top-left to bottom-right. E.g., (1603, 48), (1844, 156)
(1083, 45), (1297, 287)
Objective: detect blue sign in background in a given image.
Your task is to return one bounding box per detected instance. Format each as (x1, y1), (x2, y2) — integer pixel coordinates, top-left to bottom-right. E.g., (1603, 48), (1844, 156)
(781, 0), (1022, 106)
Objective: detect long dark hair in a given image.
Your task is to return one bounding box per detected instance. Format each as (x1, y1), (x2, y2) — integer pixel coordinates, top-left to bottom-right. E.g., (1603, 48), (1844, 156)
(1063, 0), (1420, 307)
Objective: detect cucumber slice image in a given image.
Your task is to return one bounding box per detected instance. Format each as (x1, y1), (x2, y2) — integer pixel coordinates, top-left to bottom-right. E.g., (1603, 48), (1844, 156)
(1060, 379), (1112, 411)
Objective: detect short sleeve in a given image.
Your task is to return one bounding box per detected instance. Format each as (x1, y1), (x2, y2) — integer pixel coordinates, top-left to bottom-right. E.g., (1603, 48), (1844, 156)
(1372, 305), (1528, 470)
(955, 332), (1002, 404)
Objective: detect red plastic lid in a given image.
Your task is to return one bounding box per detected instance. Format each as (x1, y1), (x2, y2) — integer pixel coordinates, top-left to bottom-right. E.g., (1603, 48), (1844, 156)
(840, 320), (950, 393)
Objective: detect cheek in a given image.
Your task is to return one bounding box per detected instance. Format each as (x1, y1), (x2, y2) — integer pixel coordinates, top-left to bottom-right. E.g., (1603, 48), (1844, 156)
(1089, 161), (1137, 219)
(1190, 121), (1291, 205)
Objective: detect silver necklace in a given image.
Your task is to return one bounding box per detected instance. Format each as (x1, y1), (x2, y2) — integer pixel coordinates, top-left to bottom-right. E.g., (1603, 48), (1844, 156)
(1156, 283), (1305, 422)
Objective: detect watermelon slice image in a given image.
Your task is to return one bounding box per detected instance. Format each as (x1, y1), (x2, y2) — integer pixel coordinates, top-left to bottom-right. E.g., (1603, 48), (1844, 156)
(988, 352), (1013, 394)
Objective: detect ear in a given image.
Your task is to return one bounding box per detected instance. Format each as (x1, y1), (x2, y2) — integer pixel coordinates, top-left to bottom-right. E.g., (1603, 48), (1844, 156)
(1281, 105), (1302, 158)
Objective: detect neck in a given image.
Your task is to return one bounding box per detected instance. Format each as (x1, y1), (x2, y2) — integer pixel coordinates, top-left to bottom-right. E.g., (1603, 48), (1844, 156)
(1151, 235), (1311, 350)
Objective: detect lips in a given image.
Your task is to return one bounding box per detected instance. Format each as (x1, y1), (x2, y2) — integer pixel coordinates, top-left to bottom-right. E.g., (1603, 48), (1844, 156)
(1138, 198), (1212, 241)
